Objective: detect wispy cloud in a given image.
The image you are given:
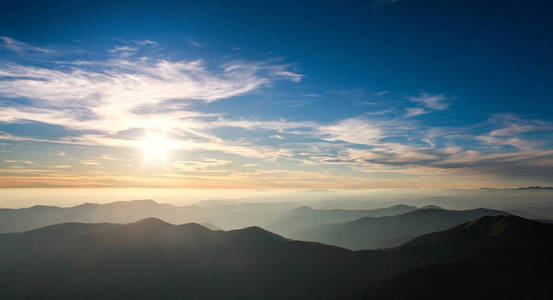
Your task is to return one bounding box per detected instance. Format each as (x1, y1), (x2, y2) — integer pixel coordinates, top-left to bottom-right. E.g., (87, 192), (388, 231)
(275, 71), (303, 82)
(0, 39), (303, 142)
(408, 92), (451, 110)
(270, 134), (284, 140)
(405, 107), (428, 118)
(319, 118), (383, 145)
(302, 93), (320, 98)
(51, 164), (72, 169)
(4, 159), (34, 165)
(473, 113), (553, 151)
(0, 38), (308, 163)
(133, 39), (157, 46)
(487, 113), (553, 136)
(188, 40), (203, 47)
(0, 59), (273, 137)
(109, 45), (139, 53)
(172, 159), (231, 172)
(110, 39), (158, 53)
(0, 36), (55, 54)
(81, 160), (100, 166)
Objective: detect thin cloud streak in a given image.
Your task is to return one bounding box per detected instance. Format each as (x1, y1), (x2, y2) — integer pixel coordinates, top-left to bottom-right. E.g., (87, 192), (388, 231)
(0, 36), (55, 54)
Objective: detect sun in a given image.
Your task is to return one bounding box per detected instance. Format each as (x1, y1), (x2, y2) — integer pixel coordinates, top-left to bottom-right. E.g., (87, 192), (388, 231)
(138, 133), (175, 163)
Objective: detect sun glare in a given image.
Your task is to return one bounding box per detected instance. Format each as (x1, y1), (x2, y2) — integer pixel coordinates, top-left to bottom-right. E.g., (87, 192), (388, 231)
(138, 133), (175, 163)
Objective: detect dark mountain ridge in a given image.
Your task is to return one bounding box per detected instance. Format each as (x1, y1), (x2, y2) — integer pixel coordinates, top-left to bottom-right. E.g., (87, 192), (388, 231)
(344, 215), (553, 299)
(1, 215), (552, 299)
(0, 219), (357, 299)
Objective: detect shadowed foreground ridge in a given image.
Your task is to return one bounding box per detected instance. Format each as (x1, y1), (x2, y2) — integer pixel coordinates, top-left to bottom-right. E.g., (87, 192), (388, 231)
(1, 216), (552, 299)
(0, 218), (357, 300)
(344, 215), (553, 300)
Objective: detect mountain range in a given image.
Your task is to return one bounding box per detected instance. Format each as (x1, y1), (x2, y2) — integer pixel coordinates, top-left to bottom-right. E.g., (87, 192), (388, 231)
(1, 200), (533, 253)
(0, 200), (298, 233)
(289, 207), (509, 249)
(1, 215), (552, 299)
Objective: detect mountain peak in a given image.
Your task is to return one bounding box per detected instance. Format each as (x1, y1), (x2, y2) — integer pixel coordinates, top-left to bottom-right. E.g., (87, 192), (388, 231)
(465, 214), (524, 230)
(131, 217), (172, 226)
(229, 226), (287, 242)
(390, 204), (417, 209)
(292, 205), (315, 212)
(26, 205), (58, 210)
(276, 205), (315, 219)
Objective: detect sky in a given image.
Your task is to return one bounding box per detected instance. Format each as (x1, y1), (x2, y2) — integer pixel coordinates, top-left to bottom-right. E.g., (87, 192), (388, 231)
(0, 0), (552, 189)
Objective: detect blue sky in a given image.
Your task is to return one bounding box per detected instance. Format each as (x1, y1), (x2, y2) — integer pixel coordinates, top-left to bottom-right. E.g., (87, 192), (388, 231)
(0, 0), (552, 188)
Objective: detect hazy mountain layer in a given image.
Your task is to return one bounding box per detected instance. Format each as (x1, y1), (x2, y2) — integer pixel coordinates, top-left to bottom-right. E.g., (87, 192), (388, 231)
(293, 208), (508, 250)
(0, 200), (298, 233)
(265, 204), (418, 237)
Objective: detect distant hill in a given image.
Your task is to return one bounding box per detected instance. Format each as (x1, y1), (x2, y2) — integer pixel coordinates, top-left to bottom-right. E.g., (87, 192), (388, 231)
(265, 204), (418, 238)
(0, 200), (189, 233)
(0, 200), (299, 233)
(1, 215), (552, 299)
(293, 208), (508, 250)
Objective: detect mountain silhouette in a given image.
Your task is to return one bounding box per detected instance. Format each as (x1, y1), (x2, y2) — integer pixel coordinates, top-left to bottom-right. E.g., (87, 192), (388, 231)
(293, 208), (508, 249)
(0, 219), (360, 299)
(1, 215), (552, 299)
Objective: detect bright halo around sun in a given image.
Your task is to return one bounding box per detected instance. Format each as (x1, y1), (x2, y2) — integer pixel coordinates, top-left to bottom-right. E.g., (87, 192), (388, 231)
(138, 132), (176, 164)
